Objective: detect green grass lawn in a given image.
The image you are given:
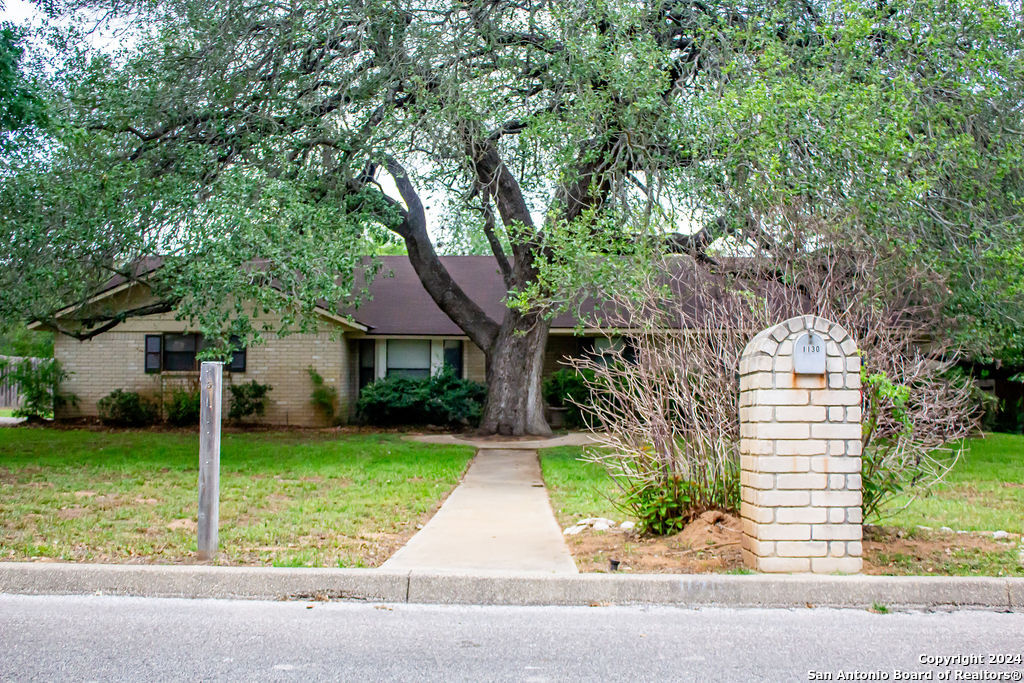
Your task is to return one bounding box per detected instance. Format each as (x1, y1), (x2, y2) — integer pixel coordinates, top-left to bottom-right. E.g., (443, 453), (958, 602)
(540, 445), (622, 527)
(883, 433), (1024, 533)
(0, 428), (474, 567)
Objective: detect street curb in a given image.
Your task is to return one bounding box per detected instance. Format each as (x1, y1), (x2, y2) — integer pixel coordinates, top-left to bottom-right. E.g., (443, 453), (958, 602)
(1, 563), (1020, 610)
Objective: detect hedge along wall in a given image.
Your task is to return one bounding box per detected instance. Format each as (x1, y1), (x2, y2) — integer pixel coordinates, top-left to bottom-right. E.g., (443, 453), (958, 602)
(738, 315), (863, 574)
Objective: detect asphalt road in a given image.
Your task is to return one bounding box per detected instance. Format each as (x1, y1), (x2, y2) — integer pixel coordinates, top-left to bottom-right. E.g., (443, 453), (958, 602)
(2, 594), (1023, 682)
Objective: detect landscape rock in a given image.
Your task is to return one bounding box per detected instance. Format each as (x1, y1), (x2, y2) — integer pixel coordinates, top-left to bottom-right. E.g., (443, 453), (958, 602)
(620, 521), (636, 531)
(938, 526), (954, 534)
(992, 530), (1009, 540)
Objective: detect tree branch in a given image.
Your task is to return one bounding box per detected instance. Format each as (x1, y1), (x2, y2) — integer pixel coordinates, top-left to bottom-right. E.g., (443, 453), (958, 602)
(478, 188), (514, 288)
(383, 157), (500, 350)
(42, 300), (178, 341)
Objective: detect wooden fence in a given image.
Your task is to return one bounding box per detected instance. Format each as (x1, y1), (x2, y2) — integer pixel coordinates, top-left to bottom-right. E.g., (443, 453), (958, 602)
(0, 355), (44, 408)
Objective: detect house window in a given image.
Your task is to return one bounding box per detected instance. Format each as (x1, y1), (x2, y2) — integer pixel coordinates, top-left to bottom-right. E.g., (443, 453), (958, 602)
(144, 335), (162, 373)
(443, 340), (463, 379)
(145, 333), (247, 373)
(358, 340), (376, 389)
(163, 333), (199, 371)
(227, 336), (246, 373)
(386, 339), (430, 379)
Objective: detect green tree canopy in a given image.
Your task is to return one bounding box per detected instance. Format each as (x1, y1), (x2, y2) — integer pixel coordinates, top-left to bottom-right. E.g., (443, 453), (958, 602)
(2, 0), (1023, 431)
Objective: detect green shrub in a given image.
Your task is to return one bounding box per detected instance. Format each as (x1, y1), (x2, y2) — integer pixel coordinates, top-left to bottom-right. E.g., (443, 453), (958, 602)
(0, 357), (76, 419)
(357, 367), (486, 427)
(427, 367), (488, 425)
(623, 460), (741, 536)
(228, 380), (272, 421)
(542, 368), (596, 428)
(308, 367), (337, 422)
(165, 388), (200, 426)
(97, 389), (158, 427)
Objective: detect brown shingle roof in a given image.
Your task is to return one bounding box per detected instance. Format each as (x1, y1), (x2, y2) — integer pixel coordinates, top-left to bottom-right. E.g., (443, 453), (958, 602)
(346, 255), (580, 335)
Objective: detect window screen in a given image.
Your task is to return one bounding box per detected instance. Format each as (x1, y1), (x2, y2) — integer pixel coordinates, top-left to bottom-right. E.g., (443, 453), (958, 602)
(144, 335), (162, 373)
(386, 339), (430, 379)
(443, 340), (463, 379)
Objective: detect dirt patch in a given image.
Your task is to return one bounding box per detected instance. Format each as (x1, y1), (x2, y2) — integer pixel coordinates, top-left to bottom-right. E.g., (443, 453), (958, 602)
(566, 510), (744, 573)
(133, 497), (160, 505)
(166, 518), (197, 532)
(72, 490), (97, 498)
(56, 507), (88, 520)
(563, 516), (1022, 575)
(862, 526), (1022, 575)
(0, 467), (52, 487)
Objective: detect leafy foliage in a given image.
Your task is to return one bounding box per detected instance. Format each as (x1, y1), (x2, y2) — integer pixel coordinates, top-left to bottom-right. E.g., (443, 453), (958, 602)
(0, 25), (47, 142)
(164, 388), (200, 426)
(228, 380), (272, 421)
(542, 368), (596, 429)
(357, 367), (486, 428)
(1, 0), (1022, 434)
(624, 462), (741, 536)
(308, 367), (338, 423)
(97, 389), (158, 427)
(0, 323), (52, 358)
(0, 357), (75, 419)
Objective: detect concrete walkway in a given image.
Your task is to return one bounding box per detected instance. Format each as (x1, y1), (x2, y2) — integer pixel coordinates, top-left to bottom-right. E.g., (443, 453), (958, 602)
(381, 449), (578, 574)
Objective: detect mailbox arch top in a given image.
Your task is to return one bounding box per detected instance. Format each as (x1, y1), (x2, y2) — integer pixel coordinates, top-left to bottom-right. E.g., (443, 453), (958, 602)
(740, 315), (858, 366)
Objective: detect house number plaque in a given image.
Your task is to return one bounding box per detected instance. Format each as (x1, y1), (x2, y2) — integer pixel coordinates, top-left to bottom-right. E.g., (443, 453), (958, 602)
(793, 332), (826, 374)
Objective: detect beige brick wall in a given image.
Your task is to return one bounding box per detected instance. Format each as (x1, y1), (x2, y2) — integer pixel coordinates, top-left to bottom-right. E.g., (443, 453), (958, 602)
(738, 315), (863, 574)
(54, 311), (352, 427)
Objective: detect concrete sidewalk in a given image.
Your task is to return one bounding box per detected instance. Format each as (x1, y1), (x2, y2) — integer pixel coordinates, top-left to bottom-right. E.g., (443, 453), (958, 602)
(381, 449), (578, 574)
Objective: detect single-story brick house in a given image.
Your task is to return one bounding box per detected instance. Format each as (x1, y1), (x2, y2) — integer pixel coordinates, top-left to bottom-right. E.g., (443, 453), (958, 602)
(36, 256), (620, 426)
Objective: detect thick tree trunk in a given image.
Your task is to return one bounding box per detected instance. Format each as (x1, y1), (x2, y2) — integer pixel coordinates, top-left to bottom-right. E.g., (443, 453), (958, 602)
(478, 309), (552, 436)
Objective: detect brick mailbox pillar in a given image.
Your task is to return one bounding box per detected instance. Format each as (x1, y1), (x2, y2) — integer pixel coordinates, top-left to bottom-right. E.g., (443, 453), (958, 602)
(738, 315), (863, 574)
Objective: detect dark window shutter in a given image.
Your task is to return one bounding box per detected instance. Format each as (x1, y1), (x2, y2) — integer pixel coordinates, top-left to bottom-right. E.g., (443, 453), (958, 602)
(228, 336), (246, 373)
(144, 335), (162, 373)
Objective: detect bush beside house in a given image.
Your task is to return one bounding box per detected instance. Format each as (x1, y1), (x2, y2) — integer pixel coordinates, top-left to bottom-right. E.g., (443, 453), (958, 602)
(97, 389), (159, 427)
(357, 368), (486, 428)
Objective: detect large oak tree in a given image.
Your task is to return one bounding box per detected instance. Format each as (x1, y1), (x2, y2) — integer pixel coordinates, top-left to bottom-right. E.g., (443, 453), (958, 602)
(2, 0), (1023, 433)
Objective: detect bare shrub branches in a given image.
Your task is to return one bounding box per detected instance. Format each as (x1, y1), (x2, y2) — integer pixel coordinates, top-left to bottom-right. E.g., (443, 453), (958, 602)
(568, 250), (980, 532)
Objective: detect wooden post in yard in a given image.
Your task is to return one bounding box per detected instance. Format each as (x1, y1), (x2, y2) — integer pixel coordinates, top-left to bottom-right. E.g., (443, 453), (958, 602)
(197, 361), (223, 561)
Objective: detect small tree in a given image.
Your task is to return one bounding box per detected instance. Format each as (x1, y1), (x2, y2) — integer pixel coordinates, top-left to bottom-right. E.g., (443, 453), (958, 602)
(0, 357), (75, 420)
